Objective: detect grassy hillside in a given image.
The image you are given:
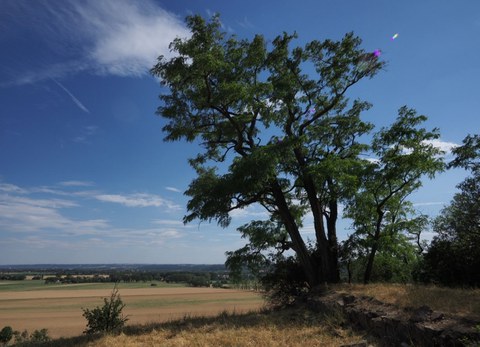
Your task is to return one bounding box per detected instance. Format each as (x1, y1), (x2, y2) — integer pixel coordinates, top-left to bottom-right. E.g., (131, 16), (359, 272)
(333, 283), (480, 319)
(22, 307), (371, 347)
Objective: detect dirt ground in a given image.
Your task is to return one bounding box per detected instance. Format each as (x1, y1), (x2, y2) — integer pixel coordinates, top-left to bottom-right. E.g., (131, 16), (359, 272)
(0, 287), (264, 338)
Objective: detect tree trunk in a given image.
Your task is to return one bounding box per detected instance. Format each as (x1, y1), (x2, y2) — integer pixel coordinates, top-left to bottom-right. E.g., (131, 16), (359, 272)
(363, 242), (378, 284)
(364, 213), (384, 284)
(271, 181), (319, 286)
(297, 171), (339, 283)
(326, 196), (340, 283)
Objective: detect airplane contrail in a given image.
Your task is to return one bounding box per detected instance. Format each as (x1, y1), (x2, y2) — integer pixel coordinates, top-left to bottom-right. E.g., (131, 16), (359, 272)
(51, 78), (90, 113)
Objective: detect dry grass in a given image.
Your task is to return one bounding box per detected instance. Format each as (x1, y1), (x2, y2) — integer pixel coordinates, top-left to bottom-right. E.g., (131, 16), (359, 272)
(87, 308), (372, 347)
(16, 308), (373, 347)
(333, 283), (480, 319)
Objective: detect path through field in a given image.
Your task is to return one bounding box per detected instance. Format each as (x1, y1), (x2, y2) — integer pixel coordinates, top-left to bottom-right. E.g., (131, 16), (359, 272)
(0, 286), (264, 338)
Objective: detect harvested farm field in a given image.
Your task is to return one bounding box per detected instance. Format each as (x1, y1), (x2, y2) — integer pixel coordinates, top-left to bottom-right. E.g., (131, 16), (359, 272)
(0, 281), (264, 339)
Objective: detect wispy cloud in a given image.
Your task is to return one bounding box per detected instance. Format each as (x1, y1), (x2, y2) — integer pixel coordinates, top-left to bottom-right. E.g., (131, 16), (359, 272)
(165, 186), (182, 193)
(237, 16), (255, 29)
(59, 180), (94, 187)
(51, 78), (90, 113)
(413, 201), (446, 207)
(205, 8), (233, 32)
(95, 193), (181, 210)
(0, 183), (27, 194)
(73, 125), (98, 143)
(1, 0), (190, 86)
(0, 180), (190, 263)
(423, 139), (458, 154)
(78, 0), (190, 76)
(229, 205), (269, 219)
(0, 193), (106, 234)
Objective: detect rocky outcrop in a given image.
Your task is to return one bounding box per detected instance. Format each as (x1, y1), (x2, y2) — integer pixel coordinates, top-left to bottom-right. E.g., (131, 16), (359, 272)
(308, 293), (480, 347)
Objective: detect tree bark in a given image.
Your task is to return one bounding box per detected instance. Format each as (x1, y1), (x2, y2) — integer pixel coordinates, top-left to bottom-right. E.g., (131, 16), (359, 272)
(271, 181), (318, 286)
(364, 212), (384, 284)
(291, 148), (339, 284)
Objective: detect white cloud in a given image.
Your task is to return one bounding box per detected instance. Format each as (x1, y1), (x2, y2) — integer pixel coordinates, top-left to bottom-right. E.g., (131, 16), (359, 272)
(0, 181), (190, 262)
(0, 194), (107, 234)
(151, 219), (184, 226)
(422, 139), (458, 154)
(413, 201), (446, 207)
(77, 0), (190, 76)
(2, 0), (190, 85)
(73, 125), (98, 144)
(165, 186), (182, 193)
(229, 205), (269, 219)
(59, 180), (94, 187)
(0, 183), (26, 194)
(237, 17), (255, 30)
(364, 157), (380, 164)
(95, 193), (181, 210)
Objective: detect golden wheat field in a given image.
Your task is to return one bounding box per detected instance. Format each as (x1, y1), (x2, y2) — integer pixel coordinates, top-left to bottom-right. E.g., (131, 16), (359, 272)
(0, 281), (264, 339)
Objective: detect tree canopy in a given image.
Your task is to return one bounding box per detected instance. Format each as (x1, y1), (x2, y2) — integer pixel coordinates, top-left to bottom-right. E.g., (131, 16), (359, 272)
(344, 107), (444, 283)
(152, 14), (442, 288)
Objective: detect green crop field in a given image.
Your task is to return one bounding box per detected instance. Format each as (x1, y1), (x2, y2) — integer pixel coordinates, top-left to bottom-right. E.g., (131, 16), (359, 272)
(0, 280), (184, 292)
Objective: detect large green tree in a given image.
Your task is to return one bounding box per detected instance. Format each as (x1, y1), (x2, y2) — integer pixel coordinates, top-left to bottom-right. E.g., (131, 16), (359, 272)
(151, 14), (385, 286)
(344, 107), (444, 283)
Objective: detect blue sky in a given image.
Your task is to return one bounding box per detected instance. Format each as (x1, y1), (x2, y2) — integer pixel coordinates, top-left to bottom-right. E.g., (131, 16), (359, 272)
(0, 0), (478, 264)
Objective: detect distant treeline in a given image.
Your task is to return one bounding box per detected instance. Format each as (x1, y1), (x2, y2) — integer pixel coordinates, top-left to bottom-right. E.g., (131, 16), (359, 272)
(40, 271), (229, 288)
(0, 264), (226, 273)
(0, 274), (26, 281)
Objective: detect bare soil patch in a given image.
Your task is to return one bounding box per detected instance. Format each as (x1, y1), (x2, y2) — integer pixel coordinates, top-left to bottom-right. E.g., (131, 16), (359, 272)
(0, 287), (263, 338)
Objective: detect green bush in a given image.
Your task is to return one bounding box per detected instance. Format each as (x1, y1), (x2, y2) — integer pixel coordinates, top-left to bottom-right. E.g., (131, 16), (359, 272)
(30, 329), (50, 343)
(13, 330), (29, 344)
(0, 326), (13, 346)
(261, 257), (309, 307)
(82, 286), (128, 334)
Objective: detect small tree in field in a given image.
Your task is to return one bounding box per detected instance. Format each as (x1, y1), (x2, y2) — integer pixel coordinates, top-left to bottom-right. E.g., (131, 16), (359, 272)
(82, 286), (128, 334)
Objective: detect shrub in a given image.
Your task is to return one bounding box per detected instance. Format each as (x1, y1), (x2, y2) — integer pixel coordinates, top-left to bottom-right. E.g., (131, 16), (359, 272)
(82, 286), (128, 334)
(261, 258), (309, 307)
(12, 330), (29, 344)
(0, 326), (13, 346)
(30, 329), (50, 342)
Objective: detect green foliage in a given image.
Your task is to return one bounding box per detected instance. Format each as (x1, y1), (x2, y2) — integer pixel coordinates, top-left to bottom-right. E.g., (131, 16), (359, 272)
(0, 326), (13, 345)
(340, 234), (421, 283)
(261, 257), (309, 307)
(13, 330), (29, 344)
(29, 329), (50, 343)
(225, 220), (289, 282)
(82, 286), (128, 335)
(0, 274), (26, 280)
(344, 107), (444, 283)
(423, 134), (480, 287)
(7, 328), (50, 344)
(152, 13), (385, 286)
